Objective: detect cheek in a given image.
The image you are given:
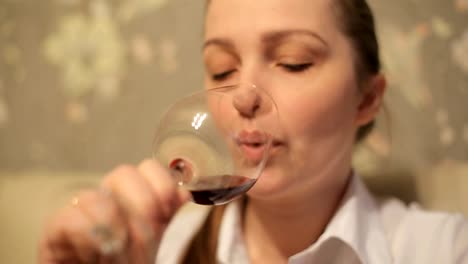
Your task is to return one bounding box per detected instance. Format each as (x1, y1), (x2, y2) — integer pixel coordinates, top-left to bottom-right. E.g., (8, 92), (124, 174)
(277, 74), (359, 144)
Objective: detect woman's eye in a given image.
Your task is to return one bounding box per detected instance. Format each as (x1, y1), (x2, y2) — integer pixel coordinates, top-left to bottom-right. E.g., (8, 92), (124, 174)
(211, 69), (235, 81)
(279, 63), (313, 72)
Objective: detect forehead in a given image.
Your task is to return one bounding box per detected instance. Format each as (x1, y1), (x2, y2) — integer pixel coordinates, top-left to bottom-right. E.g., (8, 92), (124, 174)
(205, 0), (337, 39)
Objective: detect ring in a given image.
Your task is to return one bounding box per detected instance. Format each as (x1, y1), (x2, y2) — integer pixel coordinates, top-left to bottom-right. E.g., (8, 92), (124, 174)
(92, 224), (123, 255)
(71, 195), (123, 255)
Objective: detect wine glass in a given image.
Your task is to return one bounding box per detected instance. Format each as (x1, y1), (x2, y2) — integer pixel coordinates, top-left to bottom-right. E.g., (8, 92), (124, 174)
(153, 84), (278, 205)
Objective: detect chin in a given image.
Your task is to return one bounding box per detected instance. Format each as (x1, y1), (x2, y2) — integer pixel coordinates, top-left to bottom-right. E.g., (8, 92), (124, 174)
(246, 165), (295, 200)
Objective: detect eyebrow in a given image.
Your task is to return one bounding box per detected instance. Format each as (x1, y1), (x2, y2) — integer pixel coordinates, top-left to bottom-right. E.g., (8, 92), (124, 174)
(202, 38), (236, 52)
(203, 29), (329, 51)
(262, 29), (329, 48)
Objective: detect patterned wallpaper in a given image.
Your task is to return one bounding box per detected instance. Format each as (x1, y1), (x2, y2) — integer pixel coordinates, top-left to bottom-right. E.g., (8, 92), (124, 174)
(354, 0), (468, 202)
(0, 0), (467, 187)
(0, 0), (204, 171)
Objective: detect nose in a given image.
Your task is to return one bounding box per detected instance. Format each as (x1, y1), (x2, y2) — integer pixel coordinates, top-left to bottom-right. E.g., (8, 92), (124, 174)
(233, 87), (262, 118)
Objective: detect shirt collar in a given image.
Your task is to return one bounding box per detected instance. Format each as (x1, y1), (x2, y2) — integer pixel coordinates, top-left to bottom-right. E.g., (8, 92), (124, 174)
(217, 199), (250, 263)
(217, 174), (394, 264)
(291, 174), (394, 264)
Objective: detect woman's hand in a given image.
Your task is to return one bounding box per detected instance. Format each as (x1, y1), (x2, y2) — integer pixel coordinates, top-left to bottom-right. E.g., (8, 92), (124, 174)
(38, 159), (191, 264)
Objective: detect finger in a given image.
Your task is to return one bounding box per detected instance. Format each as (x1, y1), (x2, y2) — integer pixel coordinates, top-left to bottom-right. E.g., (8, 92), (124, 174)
(102, 165), (157, 221)
(137, 159), (190, 223)
(97, 250), (129, 264)
(41, 199), (101, 263)
(101, 165), (161, 262)
(39, 232), (76, 264)
(74, 190), (127, 256)
(40, 189), (130, 264)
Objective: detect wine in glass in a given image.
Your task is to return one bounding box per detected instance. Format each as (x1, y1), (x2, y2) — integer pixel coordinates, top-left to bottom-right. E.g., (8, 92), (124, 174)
(153, 84), (278, 205)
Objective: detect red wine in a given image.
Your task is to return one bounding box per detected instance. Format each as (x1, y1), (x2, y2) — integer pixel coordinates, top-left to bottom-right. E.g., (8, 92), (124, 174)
(189, 175), (256, 205)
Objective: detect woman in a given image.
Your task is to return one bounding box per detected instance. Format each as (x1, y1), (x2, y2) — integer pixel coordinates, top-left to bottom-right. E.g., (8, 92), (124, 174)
(39, 0), (468, 263)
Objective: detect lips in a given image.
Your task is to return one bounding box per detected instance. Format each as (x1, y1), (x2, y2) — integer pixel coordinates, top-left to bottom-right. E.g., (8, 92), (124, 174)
(237, 130), (269, 144)
(235, 130), (281, 162)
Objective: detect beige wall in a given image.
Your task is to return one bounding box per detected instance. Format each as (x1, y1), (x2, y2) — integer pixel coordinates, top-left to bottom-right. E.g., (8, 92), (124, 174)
(0, 0), (467, 263)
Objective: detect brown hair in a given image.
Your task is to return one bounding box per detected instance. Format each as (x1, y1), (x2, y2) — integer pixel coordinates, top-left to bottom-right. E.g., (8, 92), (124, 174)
(332, 0), (382, 142)
(181, 1), (381, 263)
(181, 205), (226, 263)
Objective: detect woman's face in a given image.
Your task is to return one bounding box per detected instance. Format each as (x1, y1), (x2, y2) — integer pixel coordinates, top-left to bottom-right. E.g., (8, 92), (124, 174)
(203, 0), (371, 200)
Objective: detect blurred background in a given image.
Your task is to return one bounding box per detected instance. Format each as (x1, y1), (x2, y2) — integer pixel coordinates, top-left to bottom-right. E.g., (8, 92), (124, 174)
(0, 0), (467, 262)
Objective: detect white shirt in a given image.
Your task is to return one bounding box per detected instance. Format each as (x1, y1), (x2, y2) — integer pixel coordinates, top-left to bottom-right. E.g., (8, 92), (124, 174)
(157, 175), (468, 263)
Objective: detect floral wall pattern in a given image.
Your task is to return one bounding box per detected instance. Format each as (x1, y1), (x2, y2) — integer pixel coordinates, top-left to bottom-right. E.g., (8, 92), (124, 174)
(0, 0), (204, 171)
(354, 0), (468, 211)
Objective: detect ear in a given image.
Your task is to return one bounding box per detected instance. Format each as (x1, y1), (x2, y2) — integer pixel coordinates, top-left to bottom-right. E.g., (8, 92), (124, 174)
(355, 74), (386, 126)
